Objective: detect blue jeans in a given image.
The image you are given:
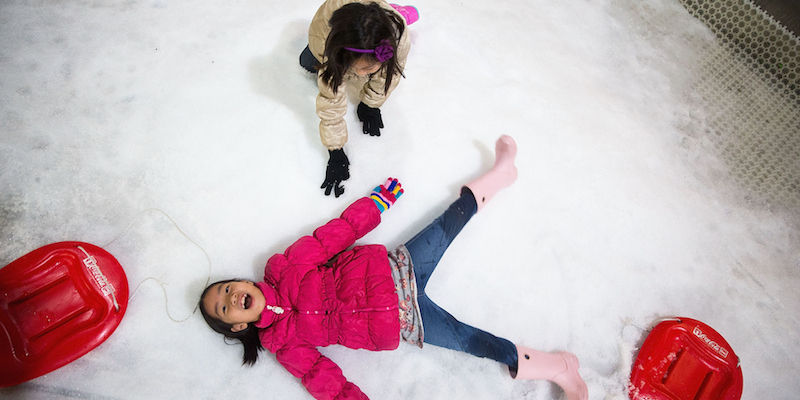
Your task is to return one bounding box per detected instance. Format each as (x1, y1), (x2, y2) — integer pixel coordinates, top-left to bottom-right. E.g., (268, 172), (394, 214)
(404, 189), (518, 369)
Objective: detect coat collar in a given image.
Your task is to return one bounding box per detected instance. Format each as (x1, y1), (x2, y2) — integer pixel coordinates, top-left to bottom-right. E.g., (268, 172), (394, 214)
(253, 281), (284, 329)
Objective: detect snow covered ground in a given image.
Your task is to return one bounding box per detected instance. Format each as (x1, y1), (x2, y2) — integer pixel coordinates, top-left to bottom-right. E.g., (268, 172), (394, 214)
(1, 0), (798, 399)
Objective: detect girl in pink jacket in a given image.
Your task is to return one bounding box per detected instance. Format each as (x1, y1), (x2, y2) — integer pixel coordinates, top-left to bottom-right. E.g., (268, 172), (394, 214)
(200, 136), (588, 400)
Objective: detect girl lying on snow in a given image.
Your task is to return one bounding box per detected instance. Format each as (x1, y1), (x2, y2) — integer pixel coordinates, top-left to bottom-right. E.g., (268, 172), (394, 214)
(199, 136), (588, 400)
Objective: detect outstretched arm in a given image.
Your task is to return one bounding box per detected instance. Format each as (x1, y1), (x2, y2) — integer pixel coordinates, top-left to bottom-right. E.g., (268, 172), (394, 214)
(276, 344), (370, 400)
(267, 179), (404, 279)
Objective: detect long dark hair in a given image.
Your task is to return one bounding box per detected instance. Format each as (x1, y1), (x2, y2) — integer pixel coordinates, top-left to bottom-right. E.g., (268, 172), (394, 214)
(199, 279), (264, 366)
(320, 2), (405, 94)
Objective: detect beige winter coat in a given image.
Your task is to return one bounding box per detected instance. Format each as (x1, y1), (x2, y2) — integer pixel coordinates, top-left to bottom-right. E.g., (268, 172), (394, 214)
(308, 0), (411, 150)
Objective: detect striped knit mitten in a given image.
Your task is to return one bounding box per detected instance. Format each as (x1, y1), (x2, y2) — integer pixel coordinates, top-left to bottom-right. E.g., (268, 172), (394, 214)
(370, 178), (403, 213)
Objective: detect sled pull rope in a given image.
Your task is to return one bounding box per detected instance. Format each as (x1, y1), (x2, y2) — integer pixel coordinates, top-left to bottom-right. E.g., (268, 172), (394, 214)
(103, 208), (212, 323)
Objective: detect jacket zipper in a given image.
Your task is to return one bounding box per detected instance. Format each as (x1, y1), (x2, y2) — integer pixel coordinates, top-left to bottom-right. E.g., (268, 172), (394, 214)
(271, 305), (398, 315)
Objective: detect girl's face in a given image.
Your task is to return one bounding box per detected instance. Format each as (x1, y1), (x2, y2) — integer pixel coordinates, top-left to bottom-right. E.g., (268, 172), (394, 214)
(352, 57), (382, 76)
(201, 280), (266, 332)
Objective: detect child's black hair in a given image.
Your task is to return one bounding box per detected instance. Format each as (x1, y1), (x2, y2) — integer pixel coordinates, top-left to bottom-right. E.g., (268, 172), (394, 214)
(199, 279), (264, 366)
(320, 2), (405, 95)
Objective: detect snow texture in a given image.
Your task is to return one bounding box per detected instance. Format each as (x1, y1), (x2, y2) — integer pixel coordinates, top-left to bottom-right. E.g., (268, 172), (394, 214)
(1, 0), (798, 399)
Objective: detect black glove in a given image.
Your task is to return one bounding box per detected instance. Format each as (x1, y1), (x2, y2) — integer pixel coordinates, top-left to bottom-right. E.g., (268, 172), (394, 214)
(321, 148), (350, 197)
(356, 102), (383, 137)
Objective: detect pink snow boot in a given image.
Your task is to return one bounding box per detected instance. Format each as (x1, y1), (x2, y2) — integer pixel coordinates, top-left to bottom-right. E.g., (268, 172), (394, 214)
(465, 135), (518, 212)
(390, 4), (419, 25)
(511, 345), (588, 400)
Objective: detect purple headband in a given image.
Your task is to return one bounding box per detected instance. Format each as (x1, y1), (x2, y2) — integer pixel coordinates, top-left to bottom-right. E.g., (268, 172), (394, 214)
(344, 39), (394, 62)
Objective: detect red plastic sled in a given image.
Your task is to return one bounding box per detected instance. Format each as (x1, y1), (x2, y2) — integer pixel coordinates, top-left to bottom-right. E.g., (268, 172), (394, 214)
(629, 317), (743, 400)
(0, 242), (129, 387)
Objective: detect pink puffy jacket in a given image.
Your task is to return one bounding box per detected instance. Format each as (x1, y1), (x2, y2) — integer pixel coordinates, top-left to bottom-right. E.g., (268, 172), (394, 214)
(253, 197), (401, 400)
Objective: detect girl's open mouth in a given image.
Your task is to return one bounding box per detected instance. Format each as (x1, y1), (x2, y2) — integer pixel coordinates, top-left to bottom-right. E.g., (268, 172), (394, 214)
(242, 294), (252, 309)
